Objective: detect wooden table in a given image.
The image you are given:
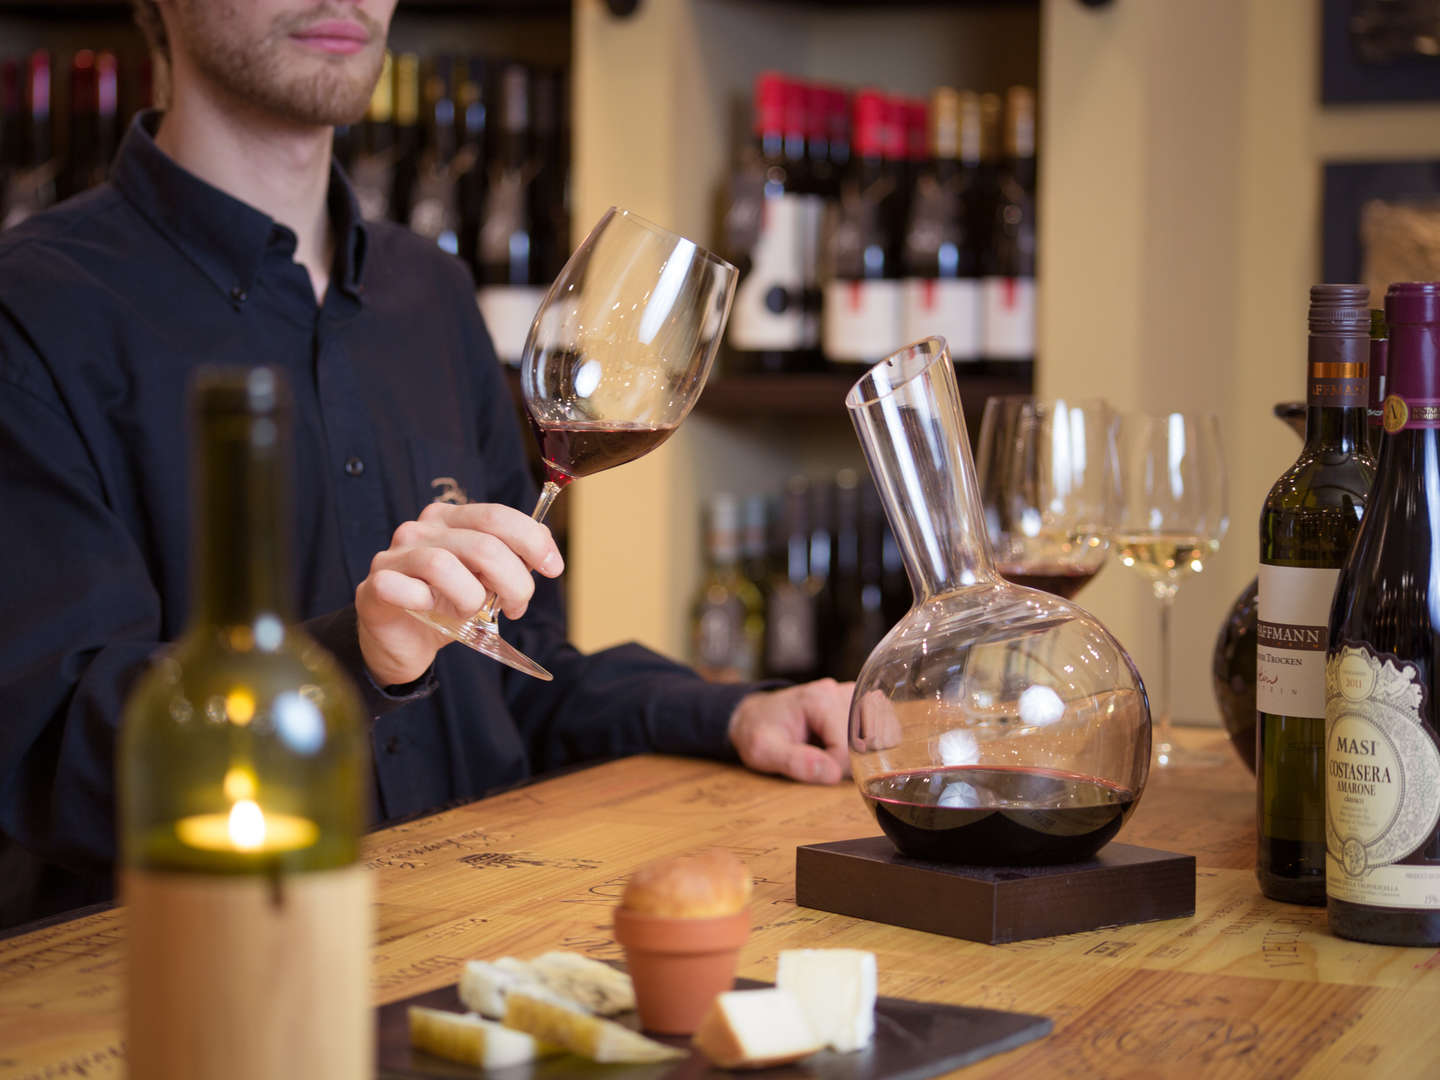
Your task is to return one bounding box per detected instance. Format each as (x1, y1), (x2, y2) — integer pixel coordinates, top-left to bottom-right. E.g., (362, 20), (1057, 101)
(2, 730), (1438, 1078)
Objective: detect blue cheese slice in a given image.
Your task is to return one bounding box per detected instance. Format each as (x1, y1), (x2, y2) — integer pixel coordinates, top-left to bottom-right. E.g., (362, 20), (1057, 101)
(776, 949), (877, 1052)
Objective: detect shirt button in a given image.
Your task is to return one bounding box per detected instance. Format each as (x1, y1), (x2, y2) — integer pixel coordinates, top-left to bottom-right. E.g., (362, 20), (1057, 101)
(344, 456), (365, 477)
(385, 736), (401, 755)
(230, 285), (247, 303)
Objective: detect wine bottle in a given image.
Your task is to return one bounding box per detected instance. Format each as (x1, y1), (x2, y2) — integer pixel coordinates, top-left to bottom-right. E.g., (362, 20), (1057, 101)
(723, 72), (818, 374)
(821, 90), (903, 369)
(1368, 308), (1388, 459)
(829, 469), (865, 680)
(902, 87), (983, 366)
(980, 86), (1036, 378)
(388, 52), (422, 225)
(120, 367), (371, 1077)
(1325, 282), (1440, 947)
(530, 66), (571, 285)
(407, 65), (461, 256)
(691, 493), (765, 682)
(350, 51), (395, 222)
(765, 476), (821, 680)
(476, 63), (546, 368)
(1256, 284), (1375, 906)
(3, 50), (54, 229)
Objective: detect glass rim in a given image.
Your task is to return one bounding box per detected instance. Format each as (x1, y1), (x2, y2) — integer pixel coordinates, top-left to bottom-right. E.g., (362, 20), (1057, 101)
(605, 206), (738, 277)
(844, 336), (952, 410)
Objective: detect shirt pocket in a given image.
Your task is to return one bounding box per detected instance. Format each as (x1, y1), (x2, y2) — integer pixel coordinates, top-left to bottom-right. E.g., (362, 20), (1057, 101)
(407, 435), (489, 518)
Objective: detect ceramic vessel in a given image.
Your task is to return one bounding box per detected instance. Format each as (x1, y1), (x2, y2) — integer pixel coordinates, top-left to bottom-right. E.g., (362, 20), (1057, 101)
(611, 908), (749, 1035)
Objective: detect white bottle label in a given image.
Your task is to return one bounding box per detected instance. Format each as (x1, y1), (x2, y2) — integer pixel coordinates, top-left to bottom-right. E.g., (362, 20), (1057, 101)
(981, 276), (1035, 360)
(823, 279), (904, 365)
(903, 278), (981, 362)
(477, 286), (547, 367)
(729, 193), (808, 351)
(1324, 645), (1440, 909)
(1256, 564), (1339, 719)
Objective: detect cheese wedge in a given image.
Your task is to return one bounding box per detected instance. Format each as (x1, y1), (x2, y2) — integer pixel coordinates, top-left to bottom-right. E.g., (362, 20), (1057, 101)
(458, 958), (548, 1018)
(776, 948), (877, 1052)
(693, 988), (823, 1069)
(502, 991), (685, 1064)
(528, 951), (636, 1015)
(408, 1006), (552, 1068)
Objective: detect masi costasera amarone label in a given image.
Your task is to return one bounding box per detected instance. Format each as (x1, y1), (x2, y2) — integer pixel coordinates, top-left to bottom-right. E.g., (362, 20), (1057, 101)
(1324, 645), (1440, 909)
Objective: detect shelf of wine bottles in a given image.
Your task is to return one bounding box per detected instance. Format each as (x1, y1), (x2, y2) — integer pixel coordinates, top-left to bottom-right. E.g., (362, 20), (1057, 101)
(1, 46), (151, 228)
(720, 71), (1036, 379)
(691, 471), (906, 686)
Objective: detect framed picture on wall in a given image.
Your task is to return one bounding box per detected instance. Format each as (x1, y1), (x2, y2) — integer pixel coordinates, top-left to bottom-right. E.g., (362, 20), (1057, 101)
(1322, 0), (1440, 104)
(1322, 161), (1440, 302)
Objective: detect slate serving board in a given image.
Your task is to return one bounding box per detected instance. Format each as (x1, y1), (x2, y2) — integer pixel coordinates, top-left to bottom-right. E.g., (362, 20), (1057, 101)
(376, 978), (1050, 1080)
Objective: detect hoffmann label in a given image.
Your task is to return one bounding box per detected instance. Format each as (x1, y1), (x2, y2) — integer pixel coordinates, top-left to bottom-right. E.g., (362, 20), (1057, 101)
(1324, 645), (1440, 909)
(1257, 564), (1338, 718)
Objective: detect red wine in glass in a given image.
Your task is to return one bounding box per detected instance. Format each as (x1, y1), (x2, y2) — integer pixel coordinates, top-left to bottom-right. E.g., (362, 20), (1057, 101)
(528, 417), (678, 488)
(997, 563), (1100, 600)
(861, 764), (1137, 865)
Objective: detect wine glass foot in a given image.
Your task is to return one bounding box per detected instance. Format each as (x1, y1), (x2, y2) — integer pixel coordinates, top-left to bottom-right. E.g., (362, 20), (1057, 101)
(1154, 737), (1225, 769)
(405, 609), (554, 681)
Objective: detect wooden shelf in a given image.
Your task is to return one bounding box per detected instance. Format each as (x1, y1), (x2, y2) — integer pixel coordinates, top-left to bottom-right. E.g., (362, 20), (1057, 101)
(696, 367), (1034, 422)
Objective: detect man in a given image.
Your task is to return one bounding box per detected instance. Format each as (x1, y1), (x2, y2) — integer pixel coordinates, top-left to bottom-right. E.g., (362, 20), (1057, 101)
(0, 0), (850, 929)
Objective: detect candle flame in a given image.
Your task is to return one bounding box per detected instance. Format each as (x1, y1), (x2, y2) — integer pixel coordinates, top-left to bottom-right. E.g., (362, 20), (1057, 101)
(228, 799), (266, 850)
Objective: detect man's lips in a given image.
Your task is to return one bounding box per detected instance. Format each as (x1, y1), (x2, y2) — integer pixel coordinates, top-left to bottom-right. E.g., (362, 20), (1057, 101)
(290, 20), (371, 54)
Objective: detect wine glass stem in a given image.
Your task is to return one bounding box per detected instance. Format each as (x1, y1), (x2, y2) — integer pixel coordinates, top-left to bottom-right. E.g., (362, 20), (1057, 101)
(1153, 580), (1179, 755)
(474, 480), (565, 625)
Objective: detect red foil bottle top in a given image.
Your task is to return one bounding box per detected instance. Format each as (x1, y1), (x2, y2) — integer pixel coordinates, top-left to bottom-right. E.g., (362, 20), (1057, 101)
(1386, 281), (1440, 326)
(71, 50), (97, 115)
(804, 83), (829, 140)
(781, 77), (807, 138)
(753, 70), (786, 136)
(0, 60), (18, 113)
(852, 89), (887, 158)
(28, 49), (49, 115)
(97, 51), (119, 117)
(881, 96), (906, 160)
(905, 99), (928, 160)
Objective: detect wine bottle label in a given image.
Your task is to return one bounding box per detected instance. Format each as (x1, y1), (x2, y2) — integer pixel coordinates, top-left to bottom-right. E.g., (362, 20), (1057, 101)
(823, 279), (904, 364)
(477, 286), (547, 366)
(349, 153), (393, 223)
(729, 192), (809, 351)
(124, 865), (373, 1078)
(799, 194), (824, 350)
(1256, 564), (1339, 718)
(1382, 394), (1440, 433)
(766, 583), (818, 674)
(980, 276), (1036, 360)
(694, 597), (758, 682)
(1324, 645), (1440, 910)
(409, 168), (460, 255)
(902, 278), (982, 362)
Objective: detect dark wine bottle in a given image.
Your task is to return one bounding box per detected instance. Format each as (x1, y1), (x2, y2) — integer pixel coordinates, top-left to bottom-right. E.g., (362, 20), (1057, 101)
(765, 476), (820, 681)
(980, 86), (1036, 378)
(0, 59), (19, 225)
(454, 58), (488, 282)
(406, 64), (461, 256)
(476, 63), (545, 368)
(691, 493), (765, 683)
(120, 367), (371, 1077)
(723, 72), (819, 374)
(388, 52), (422, 225)
(1325, 281), (1440, 946)
(1368, 308), (1388, 459)
(902, 87), (983, 366)
(1256, 284), (1375, 906)
(3, 50), (54, 229)
(821, 89), (903, 369)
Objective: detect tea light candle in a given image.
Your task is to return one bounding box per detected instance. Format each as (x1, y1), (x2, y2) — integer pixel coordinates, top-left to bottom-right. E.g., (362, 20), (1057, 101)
(175, 800), (319, 854)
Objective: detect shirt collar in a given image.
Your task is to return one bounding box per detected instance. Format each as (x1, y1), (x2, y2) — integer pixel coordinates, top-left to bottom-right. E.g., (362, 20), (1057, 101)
(109, 110), (368, 304)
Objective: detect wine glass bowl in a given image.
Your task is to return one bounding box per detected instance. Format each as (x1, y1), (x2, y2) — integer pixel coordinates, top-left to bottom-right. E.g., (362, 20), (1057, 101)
(1112, 410), (1228, 767)
(408, 208), (738, 679)
(975, 396), (1118, 599)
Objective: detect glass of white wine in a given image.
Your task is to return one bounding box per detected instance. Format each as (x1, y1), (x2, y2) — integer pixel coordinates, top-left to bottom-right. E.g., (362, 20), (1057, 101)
(1113, 411), (1229, 767)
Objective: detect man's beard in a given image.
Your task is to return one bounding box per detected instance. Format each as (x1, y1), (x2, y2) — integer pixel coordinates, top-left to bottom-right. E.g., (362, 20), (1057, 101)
(172, 2), (386, 126)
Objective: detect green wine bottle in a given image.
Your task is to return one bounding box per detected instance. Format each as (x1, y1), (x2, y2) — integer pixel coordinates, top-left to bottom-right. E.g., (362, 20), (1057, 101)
(119, 367), (372, 1079)
(1256, 285), (1375, 905)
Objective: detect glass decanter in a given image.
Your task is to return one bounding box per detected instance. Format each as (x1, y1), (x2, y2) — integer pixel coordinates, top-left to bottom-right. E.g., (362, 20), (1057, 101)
(844, 338), (1152, 865)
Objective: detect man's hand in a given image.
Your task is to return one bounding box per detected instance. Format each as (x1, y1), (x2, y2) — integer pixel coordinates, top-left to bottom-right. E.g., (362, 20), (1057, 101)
(728, 679), (853, 784)
(354, 501), (563, 688)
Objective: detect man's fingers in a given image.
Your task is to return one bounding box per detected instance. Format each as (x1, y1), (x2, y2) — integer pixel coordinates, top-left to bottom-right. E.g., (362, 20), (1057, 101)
(781, 742), (845, 785)
(419, 501), (563, 577)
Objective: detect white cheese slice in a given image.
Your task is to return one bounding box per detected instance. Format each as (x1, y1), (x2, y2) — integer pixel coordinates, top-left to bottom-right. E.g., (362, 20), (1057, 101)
(408, 1006), (555, 1068)
(503, 990), (685, 1063)
(528, 951), (636, 1015)
(457, 958), (549, 1018)
(776, 948), (877, 1052)
(692, 988), (823, 1069)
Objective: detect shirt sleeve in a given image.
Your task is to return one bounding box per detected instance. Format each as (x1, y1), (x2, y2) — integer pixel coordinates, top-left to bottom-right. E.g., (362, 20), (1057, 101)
(450, 266), (765, 773)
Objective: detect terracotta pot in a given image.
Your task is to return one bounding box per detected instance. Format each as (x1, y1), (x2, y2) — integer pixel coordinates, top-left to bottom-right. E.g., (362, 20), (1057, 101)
(612, 908), (749, 1035)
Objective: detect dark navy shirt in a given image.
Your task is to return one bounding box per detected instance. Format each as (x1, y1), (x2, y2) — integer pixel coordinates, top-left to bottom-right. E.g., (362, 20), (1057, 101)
(0, 114), (750, 928)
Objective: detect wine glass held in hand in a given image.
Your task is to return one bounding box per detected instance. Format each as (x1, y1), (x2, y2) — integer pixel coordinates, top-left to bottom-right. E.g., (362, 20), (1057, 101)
(408, 208), (739, 680)
(975, 396), (1118, 599)
(1113, 411), (1229, 767)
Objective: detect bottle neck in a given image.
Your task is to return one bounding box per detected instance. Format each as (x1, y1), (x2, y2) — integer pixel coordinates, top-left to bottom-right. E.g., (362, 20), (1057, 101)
(1305, 333), (1369, 451)
(191, 412), (295, 627)
(1386, 319), (1440, 409)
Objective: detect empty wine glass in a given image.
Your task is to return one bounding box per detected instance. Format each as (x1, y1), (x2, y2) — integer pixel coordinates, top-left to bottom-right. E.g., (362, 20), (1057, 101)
(408, 208), (738, 680)
(975, 396), (1118, 599)
(1113, 411), (1229, 767)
